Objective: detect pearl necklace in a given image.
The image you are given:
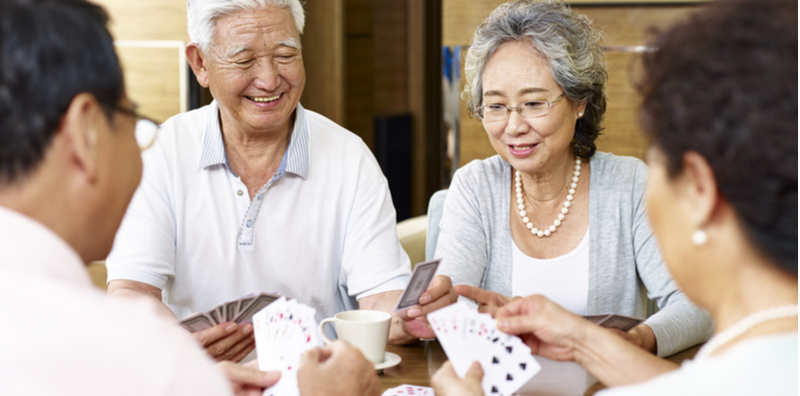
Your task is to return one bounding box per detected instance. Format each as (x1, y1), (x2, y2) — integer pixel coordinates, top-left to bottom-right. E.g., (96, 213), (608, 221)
(695, 305), (798, 360)
(515, 158), (581, 238)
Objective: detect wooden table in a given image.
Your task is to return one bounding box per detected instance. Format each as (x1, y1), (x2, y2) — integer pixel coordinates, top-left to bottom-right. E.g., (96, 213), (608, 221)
(379, 341), (701, 395)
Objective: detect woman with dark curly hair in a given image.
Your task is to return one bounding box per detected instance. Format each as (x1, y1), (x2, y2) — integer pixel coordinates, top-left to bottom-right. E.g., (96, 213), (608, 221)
(432, 0), (797, 394)
(435, 0), (711, 357)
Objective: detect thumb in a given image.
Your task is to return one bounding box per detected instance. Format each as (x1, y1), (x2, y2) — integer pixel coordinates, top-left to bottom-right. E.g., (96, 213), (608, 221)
(218, 361), (281, 388)
(465, 361), (484, 381)
(300, 347), (321, 365)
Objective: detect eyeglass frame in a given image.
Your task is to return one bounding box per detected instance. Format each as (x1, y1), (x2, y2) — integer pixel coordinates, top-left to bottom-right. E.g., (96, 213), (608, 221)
(101, 102), (160, 152)
(474, 93), (565, 122)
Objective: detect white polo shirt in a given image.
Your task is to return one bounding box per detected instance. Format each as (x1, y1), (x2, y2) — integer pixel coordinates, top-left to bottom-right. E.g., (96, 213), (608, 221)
(0, 207), (231, 395)
(107, 102), (411, 322)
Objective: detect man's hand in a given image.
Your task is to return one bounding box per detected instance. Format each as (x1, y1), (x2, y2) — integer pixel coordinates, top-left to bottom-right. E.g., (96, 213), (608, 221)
(455, 285), (520, 318)
(398, 275), (459, 339)
(431, 361), (485, 396)
(193, 322), (255, 362)
(297, 341), (381, 396)
(216, 360), (281, 396)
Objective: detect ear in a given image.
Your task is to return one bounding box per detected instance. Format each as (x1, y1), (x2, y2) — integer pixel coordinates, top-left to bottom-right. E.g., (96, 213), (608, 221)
(61, 93), (104, 183)
(186, 43), (210, 88)
(681, 151), (719, 228)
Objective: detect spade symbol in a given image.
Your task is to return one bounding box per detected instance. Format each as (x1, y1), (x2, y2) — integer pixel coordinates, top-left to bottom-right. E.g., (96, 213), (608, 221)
(506, 346), (513, 354)
(492, 337), (499, 343)
(520, 363), (527, 370)
(491, 386), (499, 393)
(506, 374), (514, 381)
(492, 356), (500, 364)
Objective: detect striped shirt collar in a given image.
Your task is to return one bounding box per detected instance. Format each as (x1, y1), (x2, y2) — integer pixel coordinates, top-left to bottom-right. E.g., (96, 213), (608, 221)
(198, 101), (310, 179)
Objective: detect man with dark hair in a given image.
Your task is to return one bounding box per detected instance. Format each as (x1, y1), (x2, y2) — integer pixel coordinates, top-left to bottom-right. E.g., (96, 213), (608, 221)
(0, 1), (380, 394)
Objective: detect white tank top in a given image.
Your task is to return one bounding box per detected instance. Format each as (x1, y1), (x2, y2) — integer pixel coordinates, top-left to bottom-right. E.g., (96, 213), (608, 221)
(511, 228), (590, 315)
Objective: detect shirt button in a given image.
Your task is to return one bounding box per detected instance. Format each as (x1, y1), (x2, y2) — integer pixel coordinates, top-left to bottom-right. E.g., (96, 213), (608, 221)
(246, 220), (253, 228)
(237, 190), (243, 196)
(258, 194), (263, 200)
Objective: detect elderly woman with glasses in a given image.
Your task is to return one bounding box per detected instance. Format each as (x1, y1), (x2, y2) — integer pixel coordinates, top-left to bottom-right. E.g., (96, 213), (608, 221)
(434, 0), (711, 357)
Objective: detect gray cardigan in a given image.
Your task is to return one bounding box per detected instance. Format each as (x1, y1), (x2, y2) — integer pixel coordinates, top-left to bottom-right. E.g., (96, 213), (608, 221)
(434, 152), (713, 357)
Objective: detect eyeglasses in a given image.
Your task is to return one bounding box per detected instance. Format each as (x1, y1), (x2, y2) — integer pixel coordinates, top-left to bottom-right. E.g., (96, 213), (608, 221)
(475, 94), (564, 122)
(104, 103), (160, 152)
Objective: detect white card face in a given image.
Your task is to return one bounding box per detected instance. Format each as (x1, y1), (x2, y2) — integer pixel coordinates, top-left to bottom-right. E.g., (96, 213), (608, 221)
(395, 258), (442, 312)
(254, 297), (322, 396)
(428, 302), (542, 395)
(381, 384), (434, 396)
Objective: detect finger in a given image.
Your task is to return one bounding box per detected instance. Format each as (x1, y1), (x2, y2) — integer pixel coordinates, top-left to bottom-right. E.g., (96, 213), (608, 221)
(300, 347), (321, 366)
(217, 361), (281, 388)
(496, 313), (544, 335)
(412, 287), (458, 317)
(419, 275), (451, 305)
(496, 295), (542, 319)
(454, 284), (495, 305)
(193, 322), (238, 347)
(207, 323), (254, 359)
(228, 339), (256, 363)
(465, 361), (484, 381)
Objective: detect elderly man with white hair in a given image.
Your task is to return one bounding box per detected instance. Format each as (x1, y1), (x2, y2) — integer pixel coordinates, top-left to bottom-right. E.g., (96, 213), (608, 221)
(107, 0), (457, 362)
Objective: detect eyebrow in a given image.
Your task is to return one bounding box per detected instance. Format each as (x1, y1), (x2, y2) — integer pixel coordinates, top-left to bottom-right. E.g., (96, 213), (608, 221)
(224, 38), (301, 59)
(225, 45), (249, 58)
(483, 87), (549, 97)
(278, 38), (301, 50)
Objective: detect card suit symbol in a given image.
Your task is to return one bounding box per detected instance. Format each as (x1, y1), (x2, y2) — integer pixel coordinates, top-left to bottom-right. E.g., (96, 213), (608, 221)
(506, 374), (514, 381)
(492, 337), (499, 343)
(506, 346), (513, 354)
(492, 356), (500, 364)
(520, 362), (527, 370)
(491, 386), (499, 393)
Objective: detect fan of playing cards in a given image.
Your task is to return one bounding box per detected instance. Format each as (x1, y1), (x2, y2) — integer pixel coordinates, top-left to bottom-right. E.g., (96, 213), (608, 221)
(254, 297), (323, 396)
(382, 384), (434, 396)
(429, 302), (542, 396)
(178, 292), (281, 333)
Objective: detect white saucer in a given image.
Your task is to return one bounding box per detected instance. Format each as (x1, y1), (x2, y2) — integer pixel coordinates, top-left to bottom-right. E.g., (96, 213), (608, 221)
(374, 352), (402, 370)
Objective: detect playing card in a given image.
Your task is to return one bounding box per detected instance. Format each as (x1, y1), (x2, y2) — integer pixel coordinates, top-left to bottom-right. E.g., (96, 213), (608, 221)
(178, 312), (215, 333)
(429, 303), (541, 396)
(597, 314), (643, 332)
(395, 258), (442, 312)
(381, 384), (434, 396)
(254, 297), (322, 396)
(234, 292), (281, 324)
(581, 314), (609, 325)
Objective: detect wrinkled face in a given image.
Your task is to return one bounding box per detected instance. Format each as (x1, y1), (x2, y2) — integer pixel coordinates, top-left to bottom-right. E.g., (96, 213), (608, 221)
(205, 6), (305, 136)
(644, 146), (698, 299)
(480, 41), (583, 174)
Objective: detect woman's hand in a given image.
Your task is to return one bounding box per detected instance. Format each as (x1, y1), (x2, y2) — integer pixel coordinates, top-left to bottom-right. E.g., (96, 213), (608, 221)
(455, 285), (520, 318)
(216, 360), (281, 396)
(431, 361), (485, 396)
(495, 294), (591, 362)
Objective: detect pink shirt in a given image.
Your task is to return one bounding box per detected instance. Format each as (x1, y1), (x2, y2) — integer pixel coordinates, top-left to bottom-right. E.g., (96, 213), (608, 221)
(0, 206), (231, 395)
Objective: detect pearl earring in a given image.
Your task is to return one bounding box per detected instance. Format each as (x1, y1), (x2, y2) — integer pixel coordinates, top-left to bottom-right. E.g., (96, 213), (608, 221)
(578, 112), (583, 118)
(692, 229), (707, 246)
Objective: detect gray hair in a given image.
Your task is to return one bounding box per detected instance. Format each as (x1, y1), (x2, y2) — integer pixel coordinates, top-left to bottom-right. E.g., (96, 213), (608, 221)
(463, 0), (607, 158)
(187, 0), (305, 51)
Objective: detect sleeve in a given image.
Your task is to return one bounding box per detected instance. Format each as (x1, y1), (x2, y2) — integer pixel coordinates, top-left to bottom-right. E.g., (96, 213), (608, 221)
(340, 152), (412, 300)
(105, 141), (177, 291)
(433, 167), (490, 289)
(630, 161), (714, 357)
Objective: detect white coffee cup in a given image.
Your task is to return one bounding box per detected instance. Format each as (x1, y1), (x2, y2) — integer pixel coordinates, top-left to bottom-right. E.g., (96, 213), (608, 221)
(318, 310), (391, 364)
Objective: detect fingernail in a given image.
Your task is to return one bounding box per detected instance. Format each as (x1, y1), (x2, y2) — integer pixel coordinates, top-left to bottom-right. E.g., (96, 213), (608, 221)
(419, 295), (431, 304)
(225, 323), (237, 332)
(242, 323), (253, 334)
(497, 321), (508, 330)
(408, 308), (421, 317)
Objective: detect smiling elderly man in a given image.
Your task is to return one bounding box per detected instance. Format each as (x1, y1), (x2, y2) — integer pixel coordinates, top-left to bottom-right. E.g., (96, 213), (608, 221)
(106, 0), (456, 362)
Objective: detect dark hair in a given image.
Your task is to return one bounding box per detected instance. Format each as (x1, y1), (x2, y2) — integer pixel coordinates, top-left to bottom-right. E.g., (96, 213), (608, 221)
(639, 0), (797, 274)
(0, 0), (124, 184)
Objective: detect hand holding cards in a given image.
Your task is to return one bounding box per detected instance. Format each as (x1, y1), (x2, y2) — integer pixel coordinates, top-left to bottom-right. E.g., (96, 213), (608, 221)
(395, 258), (442, 312)
(429, 302), (541, 396)
(178, 292), (281, 333)
(254, 297), (323, 396)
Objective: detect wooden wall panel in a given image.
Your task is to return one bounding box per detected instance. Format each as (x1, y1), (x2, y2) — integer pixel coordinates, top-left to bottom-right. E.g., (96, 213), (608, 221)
(94, 0), (189, 42)
(302, 0), (345, 125)
(444, 1), (702, 166)
(117, 47), (183, 124)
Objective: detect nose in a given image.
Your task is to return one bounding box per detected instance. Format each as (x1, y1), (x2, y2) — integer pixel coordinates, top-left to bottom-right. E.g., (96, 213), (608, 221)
(504, 109), (529, 137)
(252, 58), (282, 91)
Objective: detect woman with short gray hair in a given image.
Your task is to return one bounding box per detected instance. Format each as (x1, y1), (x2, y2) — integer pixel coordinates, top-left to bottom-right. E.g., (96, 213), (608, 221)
(435, 0), (712, 357)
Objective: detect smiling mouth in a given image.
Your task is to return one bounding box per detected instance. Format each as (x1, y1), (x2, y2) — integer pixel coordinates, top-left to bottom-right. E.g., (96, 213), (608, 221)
(247, 94), (281, 103)
(510, 144), (537, 150)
